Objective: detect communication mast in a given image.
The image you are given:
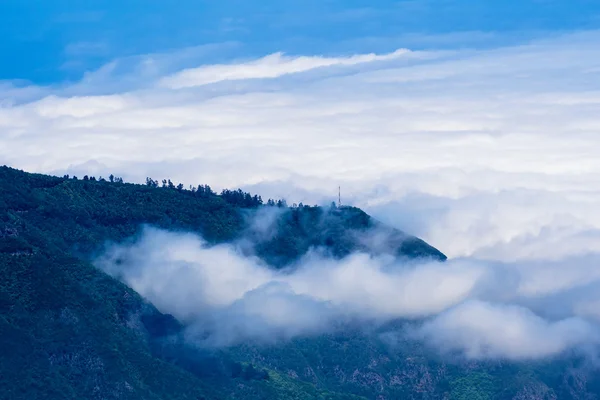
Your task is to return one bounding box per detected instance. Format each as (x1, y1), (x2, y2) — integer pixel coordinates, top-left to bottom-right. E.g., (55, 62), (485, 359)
(338, 186), (341, 208)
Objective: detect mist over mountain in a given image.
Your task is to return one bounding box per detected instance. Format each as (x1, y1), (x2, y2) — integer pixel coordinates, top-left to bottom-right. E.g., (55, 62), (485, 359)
(3, 165), (600, 400)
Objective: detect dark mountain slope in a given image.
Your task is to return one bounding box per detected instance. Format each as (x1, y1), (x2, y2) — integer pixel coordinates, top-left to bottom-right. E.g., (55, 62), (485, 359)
(252, 205), (446, 267)
(0, 166), (445, 264)
(0, 235), (220, 400)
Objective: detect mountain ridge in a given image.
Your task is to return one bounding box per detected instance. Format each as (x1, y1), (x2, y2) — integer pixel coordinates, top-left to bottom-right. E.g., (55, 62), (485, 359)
(0, 165), (444, 400)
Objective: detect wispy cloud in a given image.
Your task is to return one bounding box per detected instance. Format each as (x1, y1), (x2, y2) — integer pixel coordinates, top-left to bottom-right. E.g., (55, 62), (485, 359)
(158, 49), (411, 88)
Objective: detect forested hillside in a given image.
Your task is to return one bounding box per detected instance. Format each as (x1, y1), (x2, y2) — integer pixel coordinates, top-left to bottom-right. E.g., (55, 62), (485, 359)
(1, 165), (598, 400)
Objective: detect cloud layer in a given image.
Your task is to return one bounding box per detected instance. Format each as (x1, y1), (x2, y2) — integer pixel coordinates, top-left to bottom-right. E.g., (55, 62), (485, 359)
(3, 31), (600, 261)
(96, 226), (600, 359)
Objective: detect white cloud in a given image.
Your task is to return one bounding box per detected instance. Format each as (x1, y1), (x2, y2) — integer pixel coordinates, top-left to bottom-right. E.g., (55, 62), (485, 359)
(416, 301), (599, 360)
(95, 227), (489, 346)
(97, 227), (485, 324)
(96, 227), (600, 357)
(158, 49), (411, 88)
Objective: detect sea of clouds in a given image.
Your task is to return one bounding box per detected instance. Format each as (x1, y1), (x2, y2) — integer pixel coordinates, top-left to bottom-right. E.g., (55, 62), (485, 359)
(4, 30), (600, 360)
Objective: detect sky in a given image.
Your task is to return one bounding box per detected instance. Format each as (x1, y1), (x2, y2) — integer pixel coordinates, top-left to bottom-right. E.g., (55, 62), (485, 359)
(3, 0), (600, 83)
(4, 1), (600, 360)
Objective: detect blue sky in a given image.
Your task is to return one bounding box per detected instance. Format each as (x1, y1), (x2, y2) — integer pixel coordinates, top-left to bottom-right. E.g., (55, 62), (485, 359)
(2, 0), (600, 83)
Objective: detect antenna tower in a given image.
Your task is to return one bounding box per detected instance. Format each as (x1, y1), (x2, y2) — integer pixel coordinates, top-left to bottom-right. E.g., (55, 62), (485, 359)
(338, 186), (341, 208)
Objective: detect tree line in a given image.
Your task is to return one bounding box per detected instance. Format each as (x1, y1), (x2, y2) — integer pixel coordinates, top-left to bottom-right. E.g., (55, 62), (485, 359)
(62, 174), (290, 209)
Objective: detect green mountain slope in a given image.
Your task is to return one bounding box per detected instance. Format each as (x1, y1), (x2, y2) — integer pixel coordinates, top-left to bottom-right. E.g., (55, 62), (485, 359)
(1, 165), (598, 400)
(0, 166), (442, 400)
